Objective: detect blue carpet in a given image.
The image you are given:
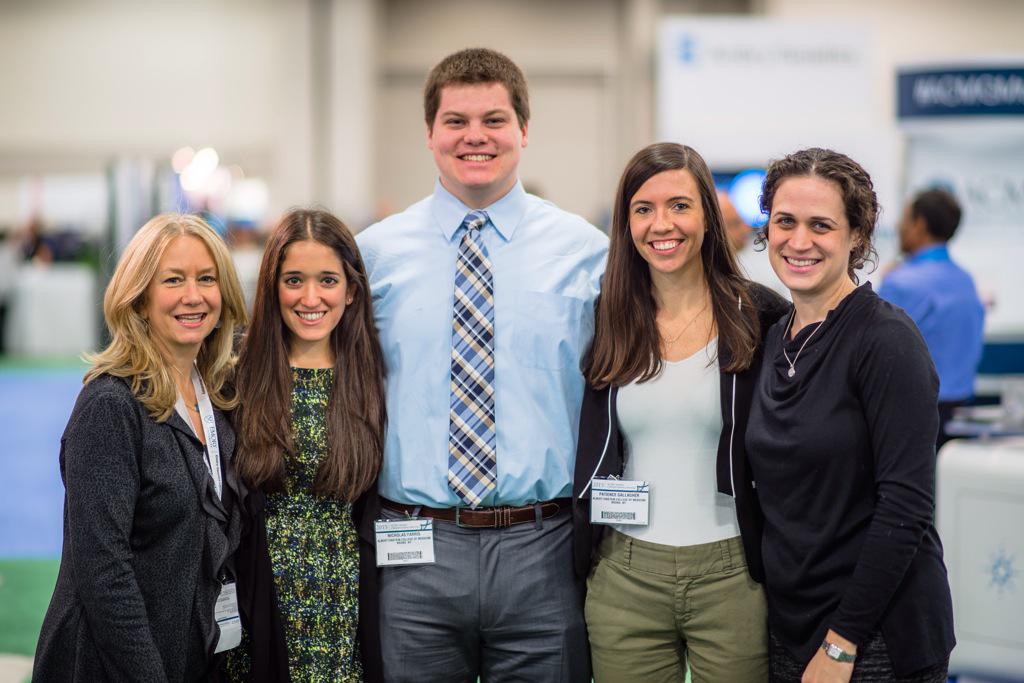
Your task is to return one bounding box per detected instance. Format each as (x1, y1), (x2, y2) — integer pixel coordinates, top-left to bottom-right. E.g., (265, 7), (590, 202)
(0, 367), (85, 557)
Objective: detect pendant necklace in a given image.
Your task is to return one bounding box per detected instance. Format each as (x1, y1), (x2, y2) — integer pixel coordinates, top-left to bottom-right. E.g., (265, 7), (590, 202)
(782, 310), (825, 378)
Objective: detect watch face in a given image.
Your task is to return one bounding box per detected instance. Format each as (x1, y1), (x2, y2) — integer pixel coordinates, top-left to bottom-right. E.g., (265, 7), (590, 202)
(822, 641), (854, 662)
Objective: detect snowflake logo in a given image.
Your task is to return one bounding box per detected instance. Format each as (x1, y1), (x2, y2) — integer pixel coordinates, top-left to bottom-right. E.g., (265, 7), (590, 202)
(986, 547), (1016, 593)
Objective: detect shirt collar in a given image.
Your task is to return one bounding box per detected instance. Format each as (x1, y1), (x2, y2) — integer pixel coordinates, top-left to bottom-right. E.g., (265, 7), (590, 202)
(908, 243), (950, 263)
(431, 179), (526, 242)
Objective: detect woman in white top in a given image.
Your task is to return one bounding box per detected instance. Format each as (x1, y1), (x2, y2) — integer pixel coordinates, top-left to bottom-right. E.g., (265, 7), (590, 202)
(571, 143), (788, 682)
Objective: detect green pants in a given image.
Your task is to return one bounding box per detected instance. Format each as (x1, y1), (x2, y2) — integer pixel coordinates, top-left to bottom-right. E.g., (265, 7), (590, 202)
(585, 530), (768, 683)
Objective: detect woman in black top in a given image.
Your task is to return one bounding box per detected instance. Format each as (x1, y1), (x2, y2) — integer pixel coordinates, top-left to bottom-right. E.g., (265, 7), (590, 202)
(745, 148), (955, 682)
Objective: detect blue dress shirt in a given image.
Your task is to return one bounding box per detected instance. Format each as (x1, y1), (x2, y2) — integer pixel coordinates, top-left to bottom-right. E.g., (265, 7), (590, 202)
(878, 244), (985, 401)
(357, 181), (608, 507)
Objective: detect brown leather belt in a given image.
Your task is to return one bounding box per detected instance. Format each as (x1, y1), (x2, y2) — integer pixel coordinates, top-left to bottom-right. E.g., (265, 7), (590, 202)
(381, 497), (571, 529)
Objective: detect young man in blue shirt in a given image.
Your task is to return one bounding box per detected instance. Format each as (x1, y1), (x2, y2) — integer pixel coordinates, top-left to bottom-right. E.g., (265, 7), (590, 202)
(879, 189), (985, 446)
(357, 48), (607, 682)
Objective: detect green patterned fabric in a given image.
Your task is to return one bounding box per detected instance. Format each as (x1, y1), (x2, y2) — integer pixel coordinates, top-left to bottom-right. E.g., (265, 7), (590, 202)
(228, 367), (362, 682)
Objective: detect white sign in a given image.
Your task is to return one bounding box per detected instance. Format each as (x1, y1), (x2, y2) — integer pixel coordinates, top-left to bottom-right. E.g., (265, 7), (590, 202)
(656, 18), (874, 166)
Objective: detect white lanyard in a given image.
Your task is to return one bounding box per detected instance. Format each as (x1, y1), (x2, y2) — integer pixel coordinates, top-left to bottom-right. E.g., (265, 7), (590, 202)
(174, 364), (223, 499)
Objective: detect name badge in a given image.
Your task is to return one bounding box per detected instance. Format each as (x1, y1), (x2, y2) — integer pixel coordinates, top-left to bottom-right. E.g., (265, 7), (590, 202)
(375, 518), (436, 567)
(213, 581), (241, 653)
(590, 478), (650, 526)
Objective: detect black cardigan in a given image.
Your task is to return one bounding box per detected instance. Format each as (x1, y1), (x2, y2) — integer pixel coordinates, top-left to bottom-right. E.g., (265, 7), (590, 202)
(571, 283), (789, 582)
(233, 485), (383, 683)
(745, 284), (955, 676)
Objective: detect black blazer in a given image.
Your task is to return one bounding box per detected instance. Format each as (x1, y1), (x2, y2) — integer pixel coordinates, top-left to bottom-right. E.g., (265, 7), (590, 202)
(34, 374), (242, 682)
(571, 284), (789, 582)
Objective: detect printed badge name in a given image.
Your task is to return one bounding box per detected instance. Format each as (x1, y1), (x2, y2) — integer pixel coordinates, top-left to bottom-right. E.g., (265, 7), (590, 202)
(590, 478), (650, 526)
(375, 518), (436, 566)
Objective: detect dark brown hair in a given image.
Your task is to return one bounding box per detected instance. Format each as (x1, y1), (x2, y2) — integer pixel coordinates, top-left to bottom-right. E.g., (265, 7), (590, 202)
(587, 143), (759, 388)
(234, 209), (385, 500)
(911, 188), (961, 242)
(424, 48), (529, 128)
(758, 147), (879, 281)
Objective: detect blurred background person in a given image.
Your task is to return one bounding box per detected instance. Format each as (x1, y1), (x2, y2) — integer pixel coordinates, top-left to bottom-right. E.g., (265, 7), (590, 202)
(33, 214), (248, 681)
(575, 143), (788, 682)
(719, 190), (751, 253)
(229, 209), (386, 682)
(878, 189), (985, 447)
(16, 217), (55, 265)
(747, 149), (954, 683)
(0, 229), (14, 354)
(721, 190), (790, 300)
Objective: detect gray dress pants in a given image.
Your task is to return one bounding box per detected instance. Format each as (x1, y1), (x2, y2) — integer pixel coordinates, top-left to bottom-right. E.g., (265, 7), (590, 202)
(379, 506), (589, 682)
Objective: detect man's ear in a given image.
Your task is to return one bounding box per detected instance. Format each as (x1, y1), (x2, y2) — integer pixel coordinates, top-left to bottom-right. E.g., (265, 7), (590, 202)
(426, 122), (435, 151)
(913, 215), (929, 240)
(521, 121), (529, 149)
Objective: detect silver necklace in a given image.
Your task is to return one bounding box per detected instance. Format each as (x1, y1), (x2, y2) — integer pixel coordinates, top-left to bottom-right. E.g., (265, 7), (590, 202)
(782, 310), (825, 378)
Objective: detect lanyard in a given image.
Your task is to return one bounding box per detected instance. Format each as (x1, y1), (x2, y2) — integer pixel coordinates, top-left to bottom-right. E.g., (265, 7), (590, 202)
(174, 364), (223, 499)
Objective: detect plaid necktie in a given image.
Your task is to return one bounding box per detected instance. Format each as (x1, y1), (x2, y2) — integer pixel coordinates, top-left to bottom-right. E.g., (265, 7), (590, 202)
(448, 210), (497, 507)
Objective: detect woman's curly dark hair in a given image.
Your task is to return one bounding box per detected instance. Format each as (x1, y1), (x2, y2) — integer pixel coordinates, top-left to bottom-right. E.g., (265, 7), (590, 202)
(756, 147), (879, 282)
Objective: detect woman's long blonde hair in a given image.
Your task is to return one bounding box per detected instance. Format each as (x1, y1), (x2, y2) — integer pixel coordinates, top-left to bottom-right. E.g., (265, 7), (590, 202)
(85, 214), (248, 421)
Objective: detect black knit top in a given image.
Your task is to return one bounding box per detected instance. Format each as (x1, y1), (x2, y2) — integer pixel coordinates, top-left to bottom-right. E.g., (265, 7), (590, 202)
(745, 283), (955, 676)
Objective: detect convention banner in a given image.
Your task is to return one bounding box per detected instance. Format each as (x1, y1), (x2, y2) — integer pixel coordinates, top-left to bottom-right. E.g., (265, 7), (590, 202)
(898, 66), (1024, 119)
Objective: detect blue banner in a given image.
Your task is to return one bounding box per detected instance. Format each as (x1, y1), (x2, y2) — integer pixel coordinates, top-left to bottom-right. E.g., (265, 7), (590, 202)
(898, 66), (1024, 118)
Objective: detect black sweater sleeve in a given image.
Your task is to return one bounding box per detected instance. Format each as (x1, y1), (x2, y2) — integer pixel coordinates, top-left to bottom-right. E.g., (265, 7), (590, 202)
(829, 309), (940, 645)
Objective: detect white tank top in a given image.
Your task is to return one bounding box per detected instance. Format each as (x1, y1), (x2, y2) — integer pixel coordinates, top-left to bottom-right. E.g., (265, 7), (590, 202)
(615, 338), (741, 546)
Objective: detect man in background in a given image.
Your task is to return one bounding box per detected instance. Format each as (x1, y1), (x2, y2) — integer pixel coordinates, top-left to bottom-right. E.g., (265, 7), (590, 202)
(719, 190), (751, 253)
(879, 189), (985, 447)
(357, 48), (606, 682)
(720, 190), (788, 299)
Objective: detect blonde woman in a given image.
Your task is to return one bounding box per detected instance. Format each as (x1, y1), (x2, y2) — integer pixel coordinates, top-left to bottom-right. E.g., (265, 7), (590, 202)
(34, 214), (248, 682)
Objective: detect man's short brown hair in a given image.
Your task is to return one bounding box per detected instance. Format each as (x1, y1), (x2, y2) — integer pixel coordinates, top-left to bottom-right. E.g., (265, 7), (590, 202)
(424, 48), (530, 129)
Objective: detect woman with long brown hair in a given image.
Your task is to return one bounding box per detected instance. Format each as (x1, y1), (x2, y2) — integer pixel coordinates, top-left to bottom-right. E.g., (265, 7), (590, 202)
(228, 208), (385, 682)
(572, 143), (788, 681)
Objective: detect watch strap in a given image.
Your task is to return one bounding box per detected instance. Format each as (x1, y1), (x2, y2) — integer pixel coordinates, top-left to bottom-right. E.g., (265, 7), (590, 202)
(820, 639), (857, 663)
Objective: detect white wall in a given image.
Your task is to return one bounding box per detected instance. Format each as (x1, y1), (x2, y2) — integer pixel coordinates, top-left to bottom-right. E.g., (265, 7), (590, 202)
(2, 0), (1023, 227)
(0, 0), (314, 214)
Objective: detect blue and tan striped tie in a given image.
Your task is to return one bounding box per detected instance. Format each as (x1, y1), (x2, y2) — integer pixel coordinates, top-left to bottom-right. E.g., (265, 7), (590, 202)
(448, 210), (497, 507)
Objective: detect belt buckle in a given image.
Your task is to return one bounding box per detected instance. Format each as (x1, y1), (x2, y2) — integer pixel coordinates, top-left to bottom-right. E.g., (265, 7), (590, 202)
(455, 505), (515, 528)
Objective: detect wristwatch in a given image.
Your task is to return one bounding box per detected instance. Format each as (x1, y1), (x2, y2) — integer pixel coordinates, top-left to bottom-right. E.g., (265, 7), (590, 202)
(820, 639), (857, 663)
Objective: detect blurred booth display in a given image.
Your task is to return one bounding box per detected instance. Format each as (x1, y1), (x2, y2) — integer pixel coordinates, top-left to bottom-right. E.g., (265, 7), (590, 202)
(16, 174), (107, 238)
(938, 438), (1024, 680)
(655, 18), (890, 174)
(657, 17), (900, 293)
(5, 263), (97, 356)
(110, 157), (168, 255)
(898, 61), (1024, 342)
